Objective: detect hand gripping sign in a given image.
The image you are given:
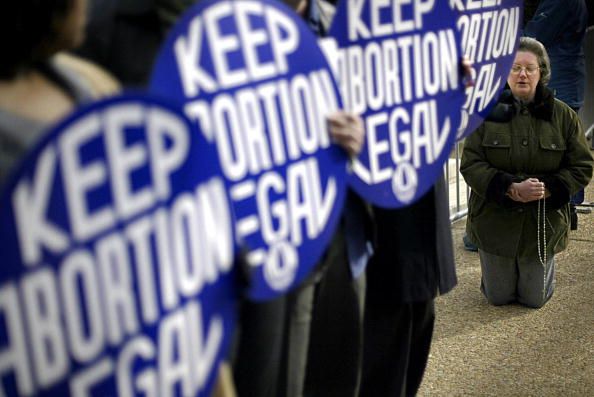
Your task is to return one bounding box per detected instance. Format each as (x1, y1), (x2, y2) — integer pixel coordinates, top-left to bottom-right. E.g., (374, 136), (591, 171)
(326, 0), (466, 208)
(0, 94), (238, 397)
(150, 0), (349, 300)
(452, 0), (523, 140)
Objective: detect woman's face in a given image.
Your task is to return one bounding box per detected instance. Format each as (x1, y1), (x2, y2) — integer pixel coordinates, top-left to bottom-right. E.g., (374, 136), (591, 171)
(507, 51), (541, 101)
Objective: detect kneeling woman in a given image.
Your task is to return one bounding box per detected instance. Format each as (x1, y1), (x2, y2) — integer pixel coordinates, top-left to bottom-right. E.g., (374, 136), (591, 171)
(461, 37), (593, 308)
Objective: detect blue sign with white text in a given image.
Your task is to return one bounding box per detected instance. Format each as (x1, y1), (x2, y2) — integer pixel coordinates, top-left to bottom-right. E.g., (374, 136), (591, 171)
(150, 0), (349, 300)
(0, 94), (238, 397)
(327, 0), (466, 208)
(452, 0), (523, 140)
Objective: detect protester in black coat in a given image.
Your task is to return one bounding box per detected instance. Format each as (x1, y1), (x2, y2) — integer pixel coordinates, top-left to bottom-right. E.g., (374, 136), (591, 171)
(361, 176), (457, 397)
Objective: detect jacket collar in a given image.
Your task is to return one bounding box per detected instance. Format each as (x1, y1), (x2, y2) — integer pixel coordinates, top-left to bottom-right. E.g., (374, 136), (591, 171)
(497, 83), (554, 122)
(526, 84), (554, 121)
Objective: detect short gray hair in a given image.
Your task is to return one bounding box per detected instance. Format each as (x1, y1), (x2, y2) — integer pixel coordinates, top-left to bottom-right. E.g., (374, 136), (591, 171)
(518, 36), (551, 86)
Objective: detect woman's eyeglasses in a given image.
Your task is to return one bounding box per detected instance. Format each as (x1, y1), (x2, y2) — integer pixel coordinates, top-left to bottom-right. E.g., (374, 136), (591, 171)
(510, 65), (540, 75)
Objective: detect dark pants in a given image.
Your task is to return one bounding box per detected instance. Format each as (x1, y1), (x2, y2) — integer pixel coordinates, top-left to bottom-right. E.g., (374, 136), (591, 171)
(479, 250), (555, 308)
(360, 300), (435, 397)
(303, 252), (365, 397)
(232, 297), (286, 397)
(277, 229), (365, 397)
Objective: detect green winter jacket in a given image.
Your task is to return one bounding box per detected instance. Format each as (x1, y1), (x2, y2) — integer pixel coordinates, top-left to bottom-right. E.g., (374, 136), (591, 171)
(461, 85), (593, 260)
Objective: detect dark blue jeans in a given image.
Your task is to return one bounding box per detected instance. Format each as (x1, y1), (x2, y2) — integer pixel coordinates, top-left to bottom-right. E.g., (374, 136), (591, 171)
(571, 189), (585, 205)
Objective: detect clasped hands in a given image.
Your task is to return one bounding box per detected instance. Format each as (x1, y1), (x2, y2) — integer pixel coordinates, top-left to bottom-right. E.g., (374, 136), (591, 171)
(506, 178), (549, 203)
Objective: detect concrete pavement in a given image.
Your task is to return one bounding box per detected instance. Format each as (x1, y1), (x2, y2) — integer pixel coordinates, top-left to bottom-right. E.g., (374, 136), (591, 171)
(419, 178), (594, 395)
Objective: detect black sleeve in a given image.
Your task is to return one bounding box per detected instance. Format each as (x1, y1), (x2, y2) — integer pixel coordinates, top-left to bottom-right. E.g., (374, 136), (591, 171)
(540, 174), (571, 209)
(485, 171), (517, 207)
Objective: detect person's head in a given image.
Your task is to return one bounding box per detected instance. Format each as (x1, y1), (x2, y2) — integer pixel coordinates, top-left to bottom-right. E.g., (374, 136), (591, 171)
(507, 36), (550, 102)
(0, 0), (88, 79)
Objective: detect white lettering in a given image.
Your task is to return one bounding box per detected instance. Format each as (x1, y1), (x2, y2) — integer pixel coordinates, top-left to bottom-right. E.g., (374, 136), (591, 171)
(338, 30), (459, 112)
(21, 269), (69, 388)
(0, 284), (34, 395)
(96, 233), (140, 345)
(60, 251), (105, 363)
(105, 103), (154, 219)
(13, 146), (69, 266)
(348, 0), (435, 40)
(174, 16), (218, 97)
(146, 106), (190, 202)
(355, 101), (451, 186)
(60, 110), (115, 242)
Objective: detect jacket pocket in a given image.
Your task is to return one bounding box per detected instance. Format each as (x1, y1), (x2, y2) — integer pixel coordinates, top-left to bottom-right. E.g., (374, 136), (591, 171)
(538, 133), (566, 172)
(468, 191), (486, 220)
(482, 130), (511, 168)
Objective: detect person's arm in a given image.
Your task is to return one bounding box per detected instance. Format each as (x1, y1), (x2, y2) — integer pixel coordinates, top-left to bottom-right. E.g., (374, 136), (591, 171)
(540, 108), (593, 209)
(55, 52), (121, 98)
(523, 0), (573, 46)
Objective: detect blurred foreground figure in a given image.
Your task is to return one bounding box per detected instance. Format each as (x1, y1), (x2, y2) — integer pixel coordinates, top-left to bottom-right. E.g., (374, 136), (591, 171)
(360, 176), (457, 397)
(360, 54), (476, 397)
(75, 0), (195, 87)
(277, 2), (373, 397)
(0, 0), (119, 185)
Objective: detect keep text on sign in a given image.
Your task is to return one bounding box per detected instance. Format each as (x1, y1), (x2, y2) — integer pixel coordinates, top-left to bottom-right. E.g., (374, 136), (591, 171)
(150, 0), (349, 300)
(0, 95), (237, 397)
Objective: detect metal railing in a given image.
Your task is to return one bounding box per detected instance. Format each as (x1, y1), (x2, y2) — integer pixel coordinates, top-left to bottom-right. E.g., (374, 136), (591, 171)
(446, 140), (470, 223)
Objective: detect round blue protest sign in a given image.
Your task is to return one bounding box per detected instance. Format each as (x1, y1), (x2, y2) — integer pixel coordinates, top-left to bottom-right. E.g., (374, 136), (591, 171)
(0, 94), (238, 397)
(327, 0), (466, 208)
(453, 0), (523, 140)
(150, 0), (349, 300)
